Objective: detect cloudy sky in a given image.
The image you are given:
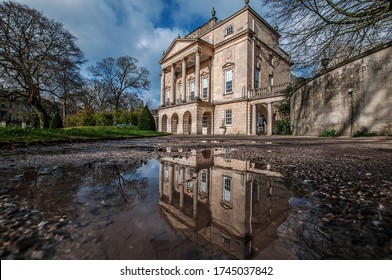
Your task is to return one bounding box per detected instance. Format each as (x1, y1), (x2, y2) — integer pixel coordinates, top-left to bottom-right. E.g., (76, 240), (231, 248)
(13, 0), (266, 108)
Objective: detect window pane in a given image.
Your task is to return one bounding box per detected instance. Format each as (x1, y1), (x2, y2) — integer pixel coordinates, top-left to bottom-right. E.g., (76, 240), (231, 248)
(223, 176), (231, 202)
(202, 77), (208, 99)
(225, 110), (232, 126)
(225, 69), (233, 93)
(190, 81), (195, 100)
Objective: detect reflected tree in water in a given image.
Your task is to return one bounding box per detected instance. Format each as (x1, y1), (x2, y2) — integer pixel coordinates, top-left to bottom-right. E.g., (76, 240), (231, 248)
(84, 161), (148, 207)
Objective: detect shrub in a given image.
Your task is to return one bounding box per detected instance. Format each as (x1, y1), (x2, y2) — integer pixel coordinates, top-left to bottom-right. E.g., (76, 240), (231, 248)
(95, 111), (113, 126)
(49, 112), (63, 129)
(138, 105), (156, 131)
(319, 129), (336, 137)
(65, 110), (95, 127)
(273, 119), (292, 135)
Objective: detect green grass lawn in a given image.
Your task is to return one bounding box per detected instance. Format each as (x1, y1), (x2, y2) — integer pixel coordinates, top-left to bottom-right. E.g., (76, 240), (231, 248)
(0, 126), (168, 143)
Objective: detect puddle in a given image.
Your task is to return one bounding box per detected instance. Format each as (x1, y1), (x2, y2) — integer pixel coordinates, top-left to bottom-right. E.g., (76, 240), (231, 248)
(0, 148), (302, 259)
(5, 147), (384, 260)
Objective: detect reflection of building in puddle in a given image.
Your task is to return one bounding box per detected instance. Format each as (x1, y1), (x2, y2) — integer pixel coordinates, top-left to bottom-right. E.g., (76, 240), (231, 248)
(159, 149), (290, 259)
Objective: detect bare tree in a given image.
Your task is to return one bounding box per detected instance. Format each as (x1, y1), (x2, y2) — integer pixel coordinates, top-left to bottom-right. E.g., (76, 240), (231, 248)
(261, 0), (392, 75)
(0, 1), (85, 128)
(87, 56), (150, 111)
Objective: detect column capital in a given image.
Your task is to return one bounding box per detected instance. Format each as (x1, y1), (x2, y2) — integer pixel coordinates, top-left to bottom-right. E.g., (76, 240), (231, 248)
(182, 57), (188, 62)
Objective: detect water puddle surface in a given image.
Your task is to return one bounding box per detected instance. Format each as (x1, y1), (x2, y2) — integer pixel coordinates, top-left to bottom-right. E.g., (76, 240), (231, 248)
(1, 147), (388, 259)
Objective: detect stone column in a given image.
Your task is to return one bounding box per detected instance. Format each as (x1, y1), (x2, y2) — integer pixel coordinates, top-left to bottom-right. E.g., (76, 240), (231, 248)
(193, 175), (198, 219)
(195, 50), (201, 99)
(171, 64), (176, 105)
(179, 183), (184, 210)
(168, 164), (174, 204)
(182, 58), (187, 102)
(160, 70), (165, 107)
(267, 102), (273, 136)
(159, 161), (164, 199)
(252, 104), (257, 135)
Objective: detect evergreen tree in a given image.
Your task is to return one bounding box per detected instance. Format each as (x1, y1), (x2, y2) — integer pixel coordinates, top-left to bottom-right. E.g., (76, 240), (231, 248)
(138, 105), (156, 131)
(49, 112), (63, 129)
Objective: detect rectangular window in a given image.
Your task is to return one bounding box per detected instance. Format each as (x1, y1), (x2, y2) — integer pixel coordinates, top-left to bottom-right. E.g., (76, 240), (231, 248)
(225, 69), (233, 94)
(200, 172), (207, 194)
(225, 25), (233, 36)
(269, 74), (274, 86)
(202, 115), (208, 128)
(165, 89), (170, 105)
(189, 80), (195, 101)
(187, 168), (193, 190)
(179, 85), (183, 101)
(202, 76), (208, 99)
(164, 163), (169, 179)
(224, 110), (232, 127)
(223, 176), (231, 202)
(255, 68), (261, 88)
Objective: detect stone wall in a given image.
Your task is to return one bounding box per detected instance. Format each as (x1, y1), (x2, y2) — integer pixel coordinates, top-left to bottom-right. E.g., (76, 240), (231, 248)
(291, 43), (392, 136)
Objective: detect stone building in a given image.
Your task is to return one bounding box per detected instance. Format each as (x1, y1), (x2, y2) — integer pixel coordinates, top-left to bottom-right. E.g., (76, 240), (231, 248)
(158, 148), (290, 259)
(158, 0), (291, 135)
(0, 85), (31, 127)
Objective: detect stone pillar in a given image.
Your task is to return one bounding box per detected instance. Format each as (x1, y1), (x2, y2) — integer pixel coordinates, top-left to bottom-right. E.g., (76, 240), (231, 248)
(267, 102), (273, 136)
(182, 58), (187, 102)
(193, 175), (198, 219)
(195, 50), (201, 99)
(168, 164), (174, 204)
(179, 183), (184, 210)
(159, 161), (164, 199)
(160, 70), (165, 107)
(252, 104), (257, 135)
(171, 64), (176, 105)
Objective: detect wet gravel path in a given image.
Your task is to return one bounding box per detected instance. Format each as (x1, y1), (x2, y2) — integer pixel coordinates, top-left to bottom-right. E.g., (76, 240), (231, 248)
(1, 136), (391, 259)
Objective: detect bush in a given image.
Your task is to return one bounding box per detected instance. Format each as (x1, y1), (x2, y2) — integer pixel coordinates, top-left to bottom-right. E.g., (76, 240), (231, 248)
(49, 112), (63, 129)
(65, 110), (95, 127)
(273, 119), (292, 135)
(95, 111), (113, 126)
(353, 126), (378, 137)
(319, 129), (336, 137)
(138, 105), (156, 131)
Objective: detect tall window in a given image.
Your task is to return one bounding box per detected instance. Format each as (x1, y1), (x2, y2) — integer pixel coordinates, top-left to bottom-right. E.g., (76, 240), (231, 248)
(165, 89), (170, 105)
(255, 68), (261, 88)
(202, 115), (208, 128)
(179, 84), (183, 101)
(189, 80), (195, 101)
(223, 176), (231, 202)
(177, 167), (182, 183)
(187, 168), (193, 190)
(164, 163), (169, 179)
(202, 76), (208, 99)
(224, 110), (232, 126)
(269, 74), (274, 86)
(225, 69), (233, 94)
(200, 172), (207, 194)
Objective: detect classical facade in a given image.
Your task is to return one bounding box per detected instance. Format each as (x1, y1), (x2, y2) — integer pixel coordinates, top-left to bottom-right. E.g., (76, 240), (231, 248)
(158, 0), (291, 135)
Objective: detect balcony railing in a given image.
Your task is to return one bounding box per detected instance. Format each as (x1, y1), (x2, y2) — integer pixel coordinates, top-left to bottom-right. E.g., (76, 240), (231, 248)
(249, 82), (292, 99)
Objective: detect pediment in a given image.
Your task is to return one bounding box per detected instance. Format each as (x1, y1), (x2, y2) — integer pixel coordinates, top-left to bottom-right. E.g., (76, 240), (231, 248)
(222, 62), (235, 69)
(161, 38), (197, 62)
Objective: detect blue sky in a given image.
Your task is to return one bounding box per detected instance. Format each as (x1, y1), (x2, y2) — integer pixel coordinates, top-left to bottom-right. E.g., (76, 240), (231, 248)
(13, 0), (264, 108)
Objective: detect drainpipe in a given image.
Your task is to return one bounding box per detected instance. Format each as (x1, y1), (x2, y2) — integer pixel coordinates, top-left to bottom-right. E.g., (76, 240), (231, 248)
(348, 88), (354, 137)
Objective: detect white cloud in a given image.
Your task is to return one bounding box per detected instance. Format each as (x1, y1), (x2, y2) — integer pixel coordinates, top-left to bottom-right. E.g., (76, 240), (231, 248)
(12, 0), (265, 108)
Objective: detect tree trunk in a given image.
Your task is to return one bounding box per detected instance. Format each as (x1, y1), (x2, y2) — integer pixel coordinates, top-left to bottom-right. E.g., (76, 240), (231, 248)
(30, 91), (49, 128)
